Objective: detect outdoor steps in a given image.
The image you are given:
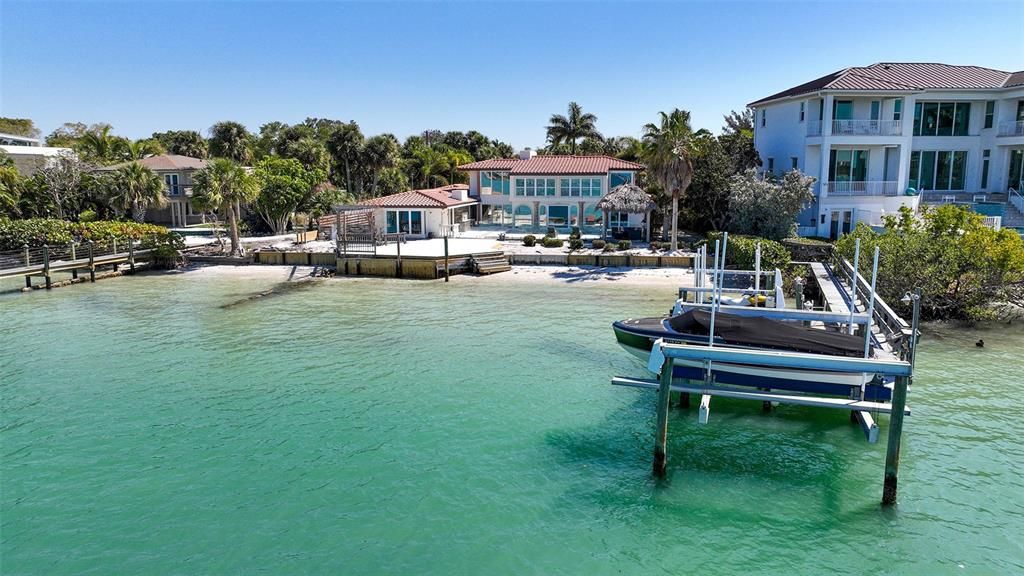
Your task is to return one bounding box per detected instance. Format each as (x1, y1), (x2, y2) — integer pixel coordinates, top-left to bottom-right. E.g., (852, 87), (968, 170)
(472, 253), (511, 275)
(1003, 202), (1024, 228)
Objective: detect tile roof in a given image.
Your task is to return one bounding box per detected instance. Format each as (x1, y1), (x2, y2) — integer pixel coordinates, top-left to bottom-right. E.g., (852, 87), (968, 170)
(458, 155), (644, 175)
(360, 184), (475, 209)
(99, 154), (207, 171)
(750, 63), (1024, 106)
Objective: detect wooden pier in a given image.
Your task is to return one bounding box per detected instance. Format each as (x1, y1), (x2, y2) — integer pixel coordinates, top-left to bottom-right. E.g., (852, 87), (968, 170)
(0, 241), (153, 289)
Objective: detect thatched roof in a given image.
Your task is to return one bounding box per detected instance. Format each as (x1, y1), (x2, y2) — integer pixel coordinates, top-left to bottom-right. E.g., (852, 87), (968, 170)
(597, 183), (656, 213)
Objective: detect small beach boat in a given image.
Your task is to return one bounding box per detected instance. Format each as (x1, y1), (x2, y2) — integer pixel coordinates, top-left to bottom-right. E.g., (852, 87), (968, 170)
(612, 309), (892, 400)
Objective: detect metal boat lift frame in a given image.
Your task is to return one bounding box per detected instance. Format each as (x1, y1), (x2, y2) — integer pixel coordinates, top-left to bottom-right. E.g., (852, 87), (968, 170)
(612, 233), (921, 506)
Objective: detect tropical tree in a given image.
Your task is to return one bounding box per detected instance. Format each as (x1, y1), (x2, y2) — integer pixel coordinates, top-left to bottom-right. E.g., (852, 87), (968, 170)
(79, 125), (124, 164)
(192, 158), (259, 255)
(37, 151), (90, 219)
(361, 134), (400, 196)
(642, 109), (698, 251)
(109, 162), (166, 222)
(326, 122), (365, 195)
(124, 139), (166, 160)
(208, 121), (254, 165)
(412, 146), (450, 188)
(0, 118), (40, 139)
(720, 109), (761, 173)
(545, 102), (601, 155)
(0, 164), (22, 216)
(685, 132), (733, 232)
(252, 156), (324, 234)
(444, 148), (473, 184)
(153, 130), (209, 158)
(728, 169), (815, 240)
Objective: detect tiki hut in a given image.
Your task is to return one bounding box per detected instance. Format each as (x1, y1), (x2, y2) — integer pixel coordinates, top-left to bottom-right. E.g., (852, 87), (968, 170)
(596, 183), (657, 242)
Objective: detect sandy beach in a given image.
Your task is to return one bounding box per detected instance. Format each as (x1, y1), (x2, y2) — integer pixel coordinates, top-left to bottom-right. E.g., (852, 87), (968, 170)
(173, 262), (693, 288)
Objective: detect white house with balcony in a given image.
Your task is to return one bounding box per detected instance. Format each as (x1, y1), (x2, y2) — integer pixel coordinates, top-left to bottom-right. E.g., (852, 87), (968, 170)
(750, 63), (1024, 238)
(458, 150), (646, 237)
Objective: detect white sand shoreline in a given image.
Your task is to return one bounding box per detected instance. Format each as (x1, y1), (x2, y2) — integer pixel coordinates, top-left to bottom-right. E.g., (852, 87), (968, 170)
(173, 263), (693, 288)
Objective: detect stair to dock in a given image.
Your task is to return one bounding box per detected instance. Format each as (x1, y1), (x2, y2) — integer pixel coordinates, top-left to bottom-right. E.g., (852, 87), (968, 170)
(1002, 201), (1024, 228)
(472, 252), (511, 275)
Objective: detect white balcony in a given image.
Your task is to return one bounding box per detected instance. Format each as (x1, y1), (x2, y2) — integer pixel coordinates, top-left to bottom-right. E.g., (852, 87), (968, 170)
(806, 121), (822, 136)
(997, 121), (1024, 137)
(824, 181), (899, 197)
(831, 119), (902, 136)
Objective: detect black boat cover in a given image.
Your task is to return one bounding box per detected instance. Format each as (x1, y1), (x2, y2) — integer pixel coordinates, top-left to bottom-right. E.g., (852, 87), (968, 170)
(668, 309), (867, 357)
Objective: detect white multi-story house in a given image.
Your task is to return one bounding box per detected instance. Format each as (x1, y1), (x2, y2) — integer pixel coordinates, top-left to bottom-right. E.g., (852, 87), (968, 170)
(749, 63), (1024, 238)
(458, 150), (646, 236)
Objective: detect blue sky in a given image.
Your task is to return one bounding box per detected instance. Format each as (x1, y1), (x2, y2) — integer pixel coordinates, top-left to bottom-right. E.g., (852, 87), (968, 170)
(2, 1), (1021, 148)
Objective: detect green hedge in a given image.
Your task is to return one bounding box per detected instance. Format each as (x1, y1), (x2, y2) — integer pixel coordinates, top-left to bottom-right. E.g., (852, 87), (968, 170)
(0, 218), (178, 250)
(706, 232), (790, 271)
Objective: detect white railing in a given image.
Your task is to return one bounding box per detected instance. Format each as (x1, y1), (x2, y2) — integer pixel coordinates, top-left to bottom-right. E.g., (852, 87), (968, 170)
(806, 121), (822, 136)
(997, 121), (1024, 137)
(825, 181), (899, 197)
(1009, 187), (1024, 214)
(831, 119), (902, 136)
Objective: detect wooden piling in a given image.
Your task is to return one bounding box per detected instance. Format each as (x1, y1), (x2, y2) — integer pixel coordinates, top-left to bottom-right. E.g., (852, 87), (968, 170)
(88, 241), (95, 282)
(677, 391), (690, 408)
(128, 240), (136, 274)
(396, 239), (403, 278)
(882, 374), (910, 506)
(70, 242), (78, 279)
(653, 357), (673, 477)
(443, 235), (450, 283)
(42, 244), (51, 289)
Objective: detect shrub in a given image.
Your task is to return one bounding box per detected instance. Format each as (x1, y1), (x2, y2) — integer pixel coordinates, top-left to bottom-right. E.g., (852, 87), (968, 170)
(603, 243), (618, 253)
(0, 218), (177, 250)
(707, 232), (790, 272)
(618, 239), (632, 251)
(591, 239), (606, 250)
(522, 234), (536, 247)
(541, 236), (564, 248)
(568, 238), (583, 251)
(79, 209), (98, 223)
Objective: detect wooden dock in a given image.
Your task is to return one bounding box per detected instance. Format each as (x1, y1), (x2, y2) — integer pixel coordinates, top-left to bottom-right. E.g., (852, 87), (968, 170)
(0, 242), (153, 289)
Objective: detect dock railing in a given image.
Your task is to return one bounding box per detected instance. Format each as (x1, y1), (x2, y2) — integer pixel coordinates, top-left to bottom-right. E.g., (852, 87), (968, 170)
(829, 252), (912, 357)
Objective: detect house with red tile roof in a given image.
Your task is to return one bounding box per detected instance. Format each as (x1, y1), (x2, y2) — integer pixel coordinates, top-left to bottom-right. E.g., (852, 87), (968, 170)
(458, 149), (646, 235)
(318, 184), (477, 239)
(748, 63), (1024, 238)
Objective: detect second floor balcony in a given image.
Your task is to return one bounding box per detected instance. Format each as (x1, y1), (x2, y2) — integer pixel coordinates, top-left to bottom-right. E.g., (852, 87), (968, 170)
(831, 119), (902, 136)
(997, 121), (1024, 137)
(823, 180), (899, 197)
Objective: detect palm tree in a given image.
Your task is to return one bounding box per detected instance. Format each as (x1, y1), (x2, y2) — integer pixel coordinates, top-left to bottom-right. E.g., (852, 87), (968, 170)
(192, 158), (259, 255)
(413, 147), (449, 188)
(0, 165), (22, 216)
(168, 130), (209, 159)
(208, 121), (254, 165)
(326, 122), (364, 195)
(642, 109), (697, 252)
(79, 125), (121, 164)
(445, 149), (473, 184)
(361, 134), (400, 196)
(125, 139), (165, 161)
(545, 102), (601, 155)
(110, 162), (166, 222)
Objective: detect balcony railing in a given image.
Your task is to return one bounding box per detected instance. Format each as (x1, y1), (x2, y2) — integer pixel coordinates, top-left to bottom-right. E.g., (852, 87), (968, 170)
(831, 119), (902, 136)
(824, 181), (899, 197)
(806, 121), (822, 136)
(997, 121), (1024, 137)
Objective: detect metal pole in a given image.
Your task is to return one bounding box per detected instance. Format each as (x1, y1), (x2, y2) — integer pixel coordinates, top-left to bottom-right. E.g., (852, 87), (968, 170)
(754, 242), (761, 292)
(909, 287), (922, 373)
(863, 246), (879, 357)
(653, 356), (673, 477)
(707, 240), (721, 346)
(848, 238), (861, 334)
(396, 237), (402, 278)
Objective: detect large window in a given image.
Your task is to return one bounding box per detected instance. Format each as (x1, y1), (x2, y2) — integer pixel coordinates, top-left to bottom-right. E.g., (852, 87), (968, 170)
(559, 177), (603, 197)
(514, 178), (555, 197)
(828, 149), (868, 182)
(609, 172), (633, 189)
(981, 149), (990, 190)
(909, 151), (967, 191)
(894, 99), (903, 122)
(1009, 150), (1024, 191)
(913, 102), (971, 136)
(480, 171), (509, 194)
(385, 210), (423, 235)
(833, 100), (853, 120)
(984, 101), (995, 129)
(609, 212), (629, 228)
(164, 173), (179, 196)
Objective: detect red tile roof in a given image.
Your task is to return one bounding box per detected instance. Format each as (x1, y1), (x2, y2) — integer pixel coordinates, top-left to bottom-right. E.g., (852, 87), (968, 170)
(458, 155), (644, 175)
(750, 63), (1024, 106)
(360, 184), (475, 209)
(99, 154), (207, 171)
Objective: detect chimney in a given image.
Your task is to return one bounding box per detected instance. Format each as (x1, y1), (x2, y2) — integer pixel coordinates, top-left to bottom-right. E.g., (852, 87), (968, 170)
(518, 148), (536, 160)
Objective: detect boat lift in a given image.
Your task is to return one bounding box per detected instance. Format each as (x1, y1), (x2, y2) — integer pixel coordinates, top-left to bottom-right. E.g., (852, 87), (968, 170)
(612, 232), (921, 506)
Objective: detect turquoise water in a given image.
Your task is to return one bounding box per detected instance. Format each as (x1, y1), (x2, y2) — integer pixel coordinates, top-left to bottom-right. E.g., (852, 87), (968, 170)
(2, 269), (1023, 574)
